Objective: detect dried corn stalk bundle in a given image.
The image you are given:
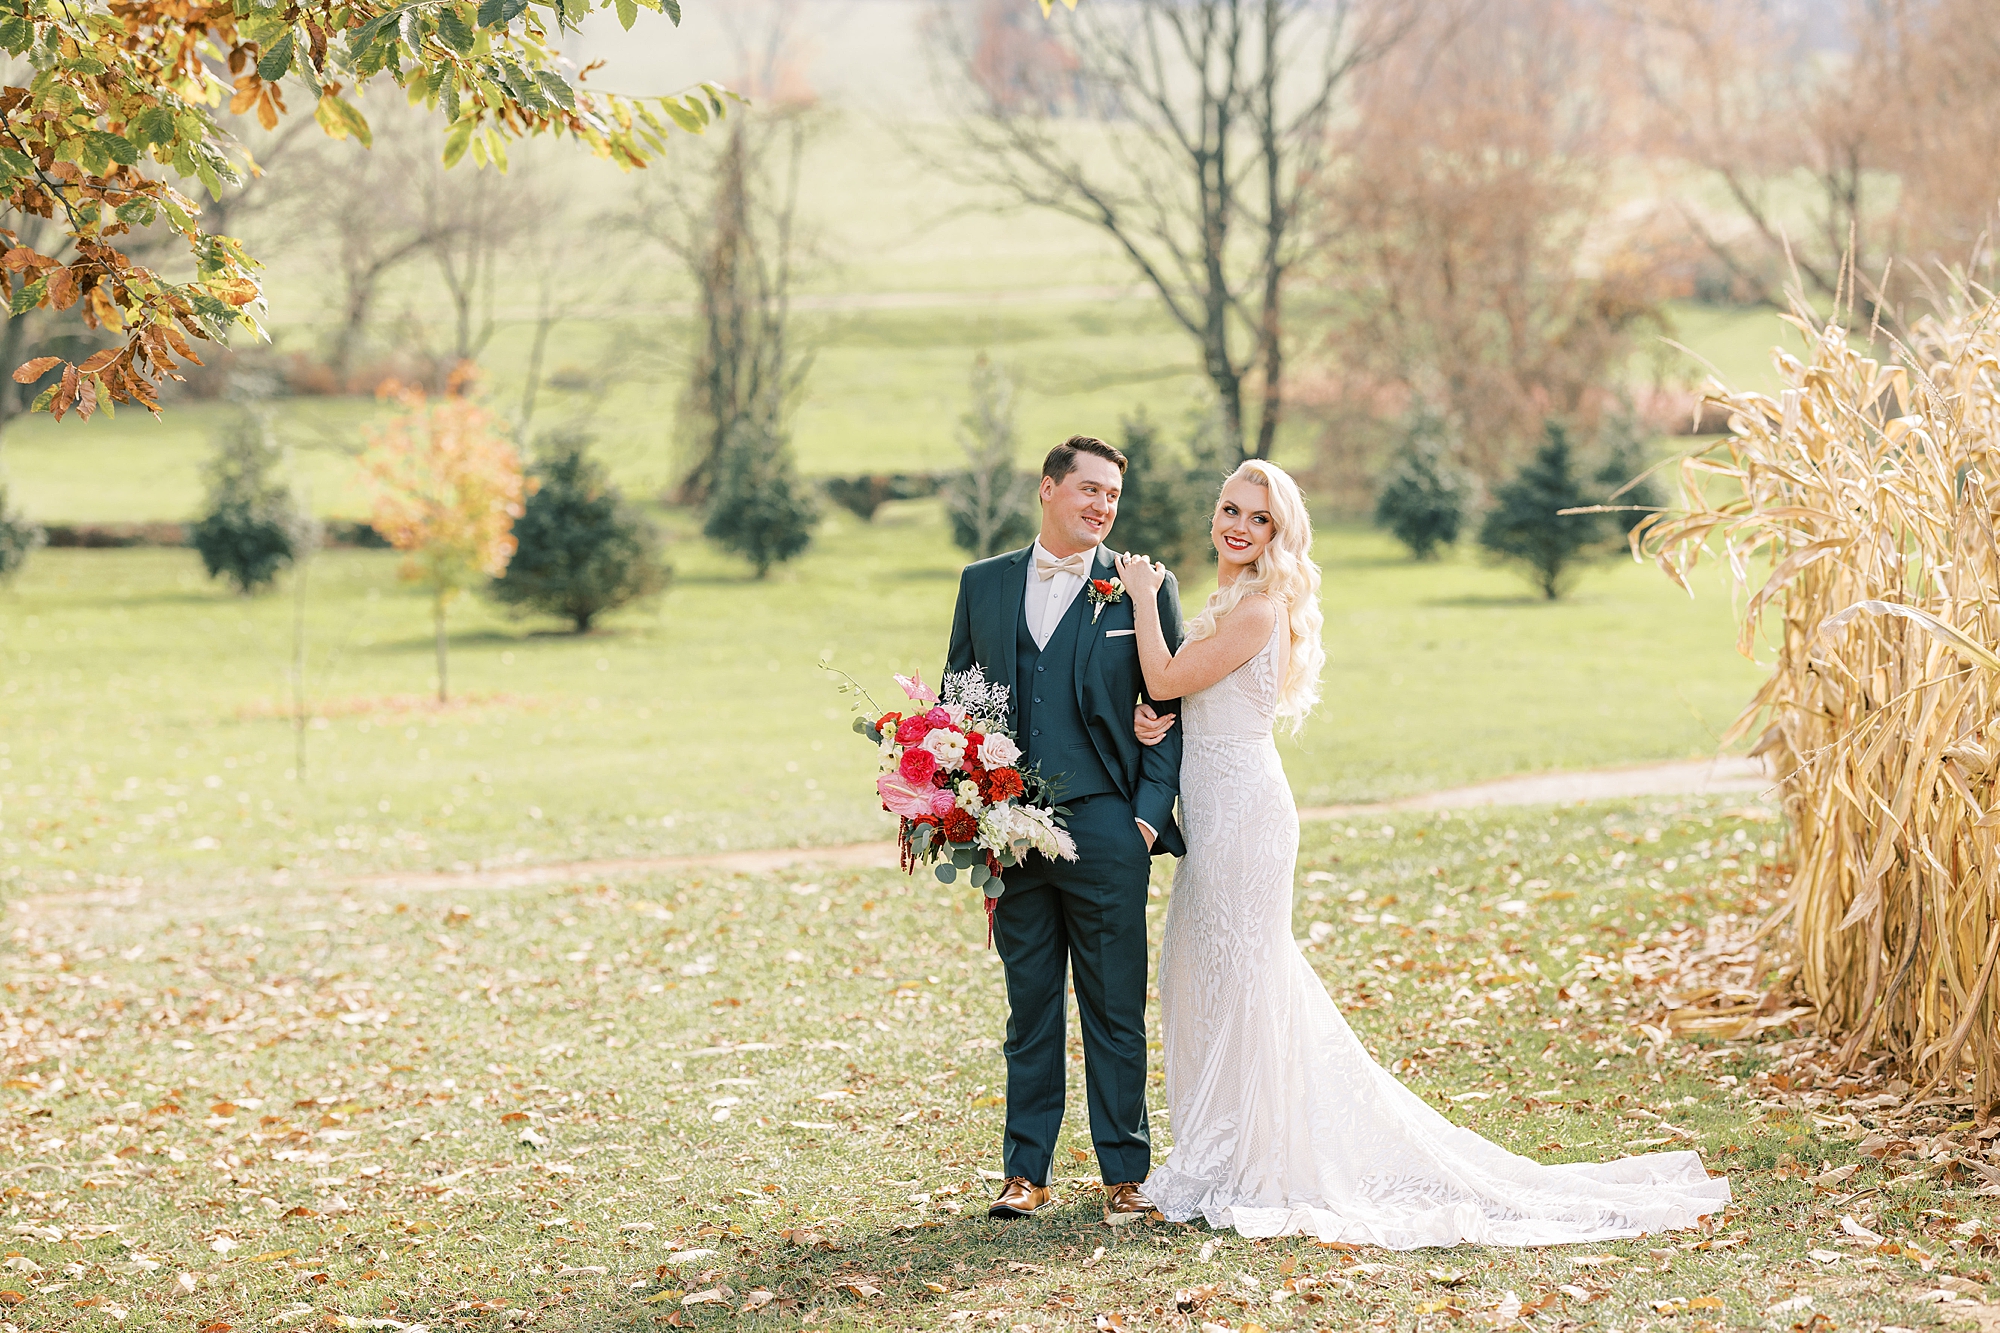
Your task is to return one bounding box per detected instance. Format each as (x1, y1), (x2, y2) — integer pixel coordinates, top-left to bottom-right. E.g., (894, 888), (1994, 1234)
(1639, 296), (2000, 1107)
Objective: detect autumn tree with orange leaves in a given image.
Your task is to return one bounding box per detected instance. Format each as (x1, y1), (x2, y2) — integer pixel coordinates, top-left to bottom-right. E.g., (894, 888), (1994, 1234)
(0, 0), (728, 422)
(361, 378), (529, 702)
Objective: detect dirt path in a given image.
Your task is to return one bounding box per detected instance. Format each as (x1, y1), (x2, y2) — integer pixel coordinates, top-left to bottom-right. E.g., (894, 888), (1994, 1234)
(350, 756), (1772, 894)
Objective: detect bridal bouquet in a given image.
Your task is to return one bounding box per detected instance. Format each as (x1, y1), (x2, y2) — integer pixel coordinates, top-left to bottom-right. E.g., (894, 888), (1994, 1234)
(842, 667), (1074, 937)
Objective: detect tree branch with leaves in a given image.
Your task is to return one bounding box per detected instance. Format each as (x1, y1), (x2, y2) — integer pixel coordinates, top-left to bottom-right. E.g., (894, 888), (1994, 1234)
(0, 0), (729, 421)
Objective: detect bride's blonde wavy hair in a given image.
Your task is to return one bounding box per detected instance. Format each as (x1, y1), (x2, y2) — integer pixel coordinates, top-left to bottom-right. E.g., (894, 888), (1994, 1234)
(1184, 459), (1325, 732)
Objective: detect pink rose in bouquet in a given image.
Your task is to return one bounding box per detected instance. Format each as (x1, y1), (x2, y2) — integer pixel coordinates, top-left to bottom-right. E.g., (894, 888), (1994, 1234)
(977, 733), (1022, 769)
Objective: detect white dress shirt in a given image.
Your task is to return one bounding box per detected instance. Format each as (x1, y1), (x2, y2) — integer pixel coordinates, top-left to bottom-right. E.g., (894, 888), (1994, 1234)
(1024, 539), (1094, 649)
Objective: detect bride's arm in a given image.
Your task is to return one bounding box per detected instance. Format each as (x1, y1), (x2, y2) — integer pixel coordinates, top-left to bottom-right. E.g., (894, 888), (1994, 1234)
(1115, 554), (1277, 699)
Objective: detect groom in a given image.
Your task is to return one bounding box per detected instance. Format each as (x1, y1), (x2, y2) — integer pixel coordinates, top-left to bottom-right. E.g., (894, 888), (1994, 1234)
(945, 434), (1185, 1224)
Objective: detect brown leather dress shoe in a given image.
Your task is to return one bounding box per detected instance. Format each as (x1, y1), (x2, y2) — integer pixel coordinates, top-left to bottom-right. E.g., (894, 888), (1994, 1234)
(988, 1176), (1056, 1219)
(1103, 1181), (1156, 1224)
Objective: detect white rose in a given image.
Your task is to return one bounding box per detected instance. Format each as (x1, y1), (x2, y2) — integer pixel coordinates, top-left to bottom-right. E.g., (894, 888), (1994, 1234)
(920, 727), (968, 768)
(979, 734), (1022, 768)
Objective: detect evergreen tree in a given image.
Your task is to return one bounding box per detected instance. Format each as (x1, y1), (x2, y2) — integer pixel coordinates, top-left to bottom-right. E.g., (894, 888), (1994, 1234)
(1477, 421), (1604, 600)
(0, 484), (44, 585)
(1594, 405), (1667, 540)
(704, 420), (822, 578)
(1115, 408), (1209, 570)
(491, 433), (670, 632)
(947, 355), (1036, 558)
(189, 415), (304, 595)
(1374, 409), (1476, 560)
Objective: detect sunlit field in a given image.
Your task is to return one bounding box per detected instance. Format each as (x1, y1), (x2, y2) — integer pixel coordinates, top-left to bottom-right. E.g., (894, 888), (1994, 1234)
(5, 800), (1993, 1330)
(0, 504), (1764, 891)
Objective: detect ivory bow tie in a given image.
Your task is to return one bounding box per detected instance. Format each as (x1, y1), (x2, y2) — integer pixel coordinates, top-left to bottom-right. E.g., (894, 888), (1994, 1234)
(1035, 552), (1091, 580)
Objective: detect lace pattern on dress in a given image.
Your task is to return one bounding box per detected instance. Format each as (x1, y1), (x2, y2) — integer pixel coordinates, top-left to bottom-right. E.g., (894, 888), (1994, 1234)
(1143, 616), (1731, 1248)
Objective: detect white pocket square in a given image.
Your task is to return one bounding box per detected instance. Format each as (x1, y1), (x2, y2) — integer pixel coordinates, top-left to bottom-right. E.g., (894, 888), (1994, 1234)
(1104, 629), (1137, 637)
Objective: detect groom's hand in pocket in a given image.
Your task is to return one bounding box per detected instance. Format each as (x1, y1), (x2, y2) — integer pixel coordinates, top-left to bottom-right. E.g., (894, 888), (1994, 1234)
(1135, 819), (1156, 851)
(1133, 702), (1176, 747)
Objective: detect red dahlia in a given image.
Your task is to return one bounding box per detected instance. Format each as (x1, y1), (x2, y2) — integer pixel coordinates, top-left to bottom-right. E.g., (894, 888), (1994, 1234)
(984, 768), (1025, 803)
(940, 808), (979, 844)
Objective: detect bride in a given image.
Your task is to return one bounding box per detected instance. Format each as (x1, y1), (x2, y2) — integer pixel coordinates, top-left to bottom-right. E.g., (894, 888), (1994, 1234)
(1112, 460), (1730, 1248)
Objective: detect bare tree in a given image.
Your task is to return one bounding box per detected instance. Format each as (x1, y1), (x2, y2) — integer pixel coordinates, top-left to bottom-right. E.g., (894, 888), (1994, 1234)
(929, 0), (1418, 463)
(621, 105), (814, 504)
(271, 96), (438, 385)
(1317, 0), (1671, 481)
(1624, 0), (2000, 316)
(414, 158), (543, 379)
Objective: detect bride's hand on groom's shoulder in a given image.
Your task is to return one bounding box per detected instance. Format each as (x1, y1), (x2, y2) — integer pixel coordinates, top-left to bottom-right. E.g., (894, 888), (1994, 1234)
(1114, 551), (1166, 599)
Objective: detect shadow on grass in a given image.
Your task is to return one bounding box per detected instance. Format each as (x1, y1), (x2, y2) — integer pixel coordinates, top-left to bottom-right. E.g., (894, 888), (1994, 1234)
(81, 588), (233, 610)
(1420, 593), (1549, 609)
(1325, 553), (1432, 572)
(356, 625), (660, 652)
(673, 571), (775, 587)
(726, 1201), (1208, 1320)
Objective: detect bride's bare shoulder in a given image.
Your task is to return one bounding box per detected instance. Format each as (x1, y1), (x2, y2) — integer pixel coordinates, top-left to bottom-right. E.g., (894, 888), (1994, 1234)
(1217, 592), (1278, 637)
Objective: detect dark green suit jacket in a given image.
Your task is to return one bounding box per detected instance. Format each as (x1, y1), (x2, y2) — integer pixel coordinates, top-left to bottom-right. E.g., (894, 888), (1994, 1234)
(945, 544), (1186, 858)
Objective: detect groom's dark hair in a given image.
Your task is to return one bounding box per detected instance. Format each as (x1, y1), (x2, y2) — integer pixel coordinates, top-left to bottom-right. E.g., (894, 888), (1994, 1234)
(1043, 435), (1128, 484)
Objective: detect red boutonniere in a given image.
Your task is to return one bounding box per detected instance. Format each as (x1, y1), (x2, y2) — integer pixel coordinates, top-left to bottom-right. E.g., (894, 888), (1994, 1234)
(1086, 577), (1124, 623)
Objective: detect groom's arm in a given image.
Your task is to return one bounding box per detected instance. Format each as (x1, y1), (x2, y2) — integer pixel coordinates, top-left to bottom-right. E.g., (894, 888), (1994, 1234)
(1132, 571), (1186, 845)
(945, 566), (975, 678)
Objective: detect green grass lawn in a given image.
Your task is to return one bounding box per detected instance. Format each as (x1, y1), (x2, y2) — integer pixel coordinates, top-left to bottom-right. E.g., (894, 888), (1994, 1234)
(0, 294), (1780, 526)
(3, 798), (1992, 1331)
(0, 503), (1764, 891)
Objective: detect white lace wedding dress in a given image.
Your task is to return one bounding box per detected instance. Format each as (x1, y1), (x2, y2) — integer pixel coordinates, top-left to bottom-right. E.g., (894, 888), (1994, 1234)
(1143, 618), (1731, 1248)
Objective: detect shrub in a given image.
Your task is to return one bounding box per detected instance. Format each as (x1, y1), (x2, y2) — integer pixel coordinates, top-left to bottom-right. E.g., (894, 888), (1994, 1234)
(825, 474), (940, 522)
(947, 356), (1036, 558)
(704, 419), (822, 578)
(0, 485), (45, 584)
(189, 416), (304, 594)
(361, 382), (528, 702)
(1374, 409), (1476, 560)
(1115, 409), (1214, 570)
(1476, 421), (1604, 599)
(491, 434), (670, 632)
